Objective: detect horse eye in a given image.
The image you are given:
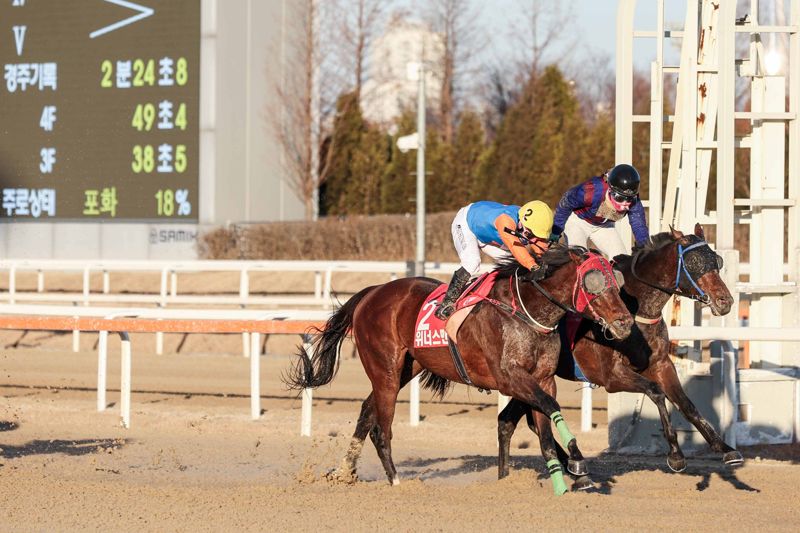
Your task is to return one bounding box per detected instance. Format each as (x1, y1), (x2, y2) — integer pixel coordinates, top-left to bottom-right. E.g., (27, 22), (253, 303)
(583, 270), (606, 294)
(613, 269), (625, 288)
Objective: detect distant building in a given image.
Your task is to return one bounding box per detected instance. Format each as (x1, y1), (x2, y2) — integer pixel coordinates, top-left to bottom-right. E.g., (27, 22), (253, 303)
(361, 17), (444, 126)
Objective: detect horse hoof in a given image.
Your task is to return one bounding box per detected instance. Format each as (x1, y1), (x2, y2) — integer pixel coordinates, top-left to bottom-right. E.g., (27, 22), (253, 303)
(723, 450), (744, 466)
(667, 455), (687, 473)
(567, 459), (589, 477)
(571, 475), (594, 492)
(391, 477), (401, 486)
(324, 468), (357, 484)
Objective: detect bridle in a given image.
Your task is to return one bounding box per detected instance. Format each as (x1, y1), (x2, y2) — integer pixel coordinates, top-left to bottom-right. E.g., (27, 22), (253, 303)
(524, 249), (622, 338)
(630, 237), (723, 305)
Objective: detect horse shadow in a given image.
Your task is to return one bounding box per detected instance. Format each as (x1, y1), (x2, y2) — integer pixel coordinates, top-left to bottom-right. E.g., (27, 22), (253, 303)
(1, 420), (128, 460)
(395, 429), (785, 494)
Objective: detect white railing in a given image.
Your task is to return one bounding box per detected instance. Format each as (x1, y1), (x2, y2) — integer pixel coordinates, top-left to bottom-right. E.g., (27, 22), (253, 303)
(0, 259), (467, 308)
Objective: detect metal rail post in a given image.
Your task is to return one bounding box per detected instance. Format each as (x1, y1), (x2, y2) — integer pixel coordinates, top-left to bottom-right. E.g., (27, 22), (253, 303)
(119, 331), (131, 429)
(301, 334), (313, 437)
(97, 330), (108, 411)
(250, 331), (261, 420)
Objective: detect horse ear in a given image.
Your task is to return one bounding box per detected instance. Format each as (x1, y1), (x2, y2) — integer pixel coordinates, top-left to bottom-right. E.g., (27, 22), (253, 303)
(694, 223), (705, 239)
(669, 224), (684, 240)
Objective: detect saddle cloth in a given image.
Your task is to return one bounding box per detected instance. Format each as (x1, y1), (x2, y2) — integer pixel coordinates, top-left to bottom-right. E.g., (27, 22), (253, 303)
(413, 272), (499, 349)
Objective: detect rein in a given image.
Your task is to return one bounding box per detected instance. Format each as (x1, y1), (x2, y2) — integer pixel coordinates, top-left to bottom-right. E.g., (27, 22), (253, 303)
(529, 252), (621, 338)
(630, 239), (716, 305)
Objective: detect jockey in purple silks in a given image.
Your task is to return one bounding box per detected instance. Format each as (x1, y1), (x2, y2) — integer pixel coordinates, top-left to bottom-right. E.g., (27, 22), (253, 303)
(549, 164), (650, 259)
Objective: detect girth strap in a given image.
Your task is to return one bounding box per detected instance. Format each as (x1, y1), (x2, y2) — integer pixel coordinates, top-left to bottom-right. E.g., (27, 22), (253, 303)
(447, 338), (491, 393)
(447, 338), (474, 386)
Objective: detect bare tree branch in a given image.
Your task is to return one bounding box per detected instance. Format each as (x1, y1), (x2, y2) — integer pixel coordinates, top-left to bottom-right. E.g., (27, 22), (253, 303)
(267, 0), (345, 220)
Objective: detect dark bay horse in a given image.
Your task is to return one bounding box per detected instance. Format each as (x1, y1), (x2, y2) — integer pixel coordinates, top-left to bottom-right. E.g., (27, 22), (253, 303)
(287, 246), (634, 495)
(497, 225), (743, 485)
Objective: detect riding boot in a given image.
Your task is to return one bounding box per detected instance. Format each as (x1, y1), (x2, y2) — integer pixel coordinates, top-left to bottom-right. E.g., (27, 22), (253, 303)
(434, 267), (472, 320)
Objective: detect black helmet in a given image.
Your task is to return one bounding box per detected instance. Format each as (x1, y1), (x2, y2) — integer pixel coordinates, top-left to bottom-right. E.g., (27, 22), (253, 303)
(606, 164), (640, 197)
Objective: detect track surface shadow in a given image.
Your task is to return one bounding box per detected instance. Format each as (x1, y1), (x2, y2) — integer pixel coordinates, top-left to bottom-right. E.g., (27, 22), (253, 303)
(0, 438), (127, 459)
(397, 452), (761, 493)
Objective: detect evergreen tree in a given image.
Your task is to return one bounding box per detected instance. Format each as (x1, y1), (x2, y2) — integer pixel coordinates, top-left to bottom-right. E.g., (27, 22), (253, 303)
(449, 110), (488, 208)
(381, 111), (418, 214)
(322, 92), (364, 216)
(479, 65), (587, 208)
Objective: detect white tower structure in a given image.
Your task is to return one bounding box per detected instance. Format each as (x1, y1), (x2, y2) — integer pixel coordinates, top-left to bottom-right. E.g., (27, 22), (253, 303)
(616, 0), (800, 368)
(361, 18), (444, 125)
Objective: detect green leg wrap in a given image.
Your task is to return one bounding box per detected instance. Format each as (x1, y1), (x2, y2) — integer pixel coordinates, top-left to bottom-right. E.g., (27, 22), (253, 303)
(547, 459), (568, 496)
(550, 411), (576, 448)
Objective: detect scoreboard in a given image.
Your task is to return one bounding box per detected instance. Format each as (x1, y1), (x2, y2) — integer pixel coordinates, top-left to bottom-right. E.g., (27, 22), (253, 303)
(0, 0), (200, 221)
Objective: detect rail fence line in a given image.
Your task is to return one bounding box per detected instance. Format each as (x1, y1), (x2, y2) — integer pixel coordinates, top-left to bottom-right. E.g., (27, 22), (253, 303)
(2, 305), (800, 436)
(0, 259), (470, 309)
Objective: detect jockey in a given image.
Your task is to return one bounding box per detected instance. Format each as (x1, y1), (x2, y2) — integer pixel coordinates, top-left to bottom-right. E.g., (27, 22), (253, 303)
(549, 164), (649, 259)
(435, 200), (554, 320)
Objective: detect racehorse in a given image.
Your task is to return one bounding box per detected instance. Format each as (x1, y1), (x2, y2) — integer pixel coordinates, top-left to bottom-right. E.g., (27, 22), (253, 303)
(286, 245), (634, 495)
(497, 225), (743, 485)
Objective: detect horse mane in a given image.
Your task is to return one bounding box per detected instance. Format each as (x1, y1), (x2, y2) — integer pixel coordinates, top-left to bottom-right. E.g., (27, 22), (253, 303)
(614, 231), (700, 269)
(492, 244), (585, 279)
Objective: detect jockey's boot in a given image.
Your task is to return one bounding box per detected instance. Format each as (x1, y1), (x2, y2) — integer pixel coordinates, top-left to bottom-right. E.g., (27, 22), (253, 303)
(434, 267), (471, 320)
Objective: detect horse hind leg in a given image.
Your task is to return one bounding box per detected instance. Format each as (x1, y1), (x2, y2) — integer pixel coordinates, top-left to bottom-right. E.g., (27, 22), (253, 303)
(498, 399), (528, 479)
(368, 354), (421, 486)
(327, 393), (376, 483)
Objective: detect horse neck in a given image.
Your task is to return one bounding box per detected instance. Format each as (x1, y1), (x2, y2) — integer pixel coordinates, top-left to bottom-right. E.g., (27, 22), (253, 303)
(625, 243), (679, 317)
(494, 263), (576, 329)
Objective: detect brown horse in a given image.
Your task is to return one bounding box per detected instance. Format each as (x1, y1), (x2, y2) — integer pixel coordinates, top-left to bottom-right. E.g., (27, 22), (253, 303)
(497, 225), (742, 485)
(286, 246), (634, 495)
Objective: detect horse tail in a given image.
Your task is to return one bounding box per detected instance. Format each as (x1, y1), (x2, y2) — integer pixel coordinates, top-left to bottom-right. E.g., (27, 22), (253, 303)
(284, 285), (377, 390)
(419, 369), (452, 400)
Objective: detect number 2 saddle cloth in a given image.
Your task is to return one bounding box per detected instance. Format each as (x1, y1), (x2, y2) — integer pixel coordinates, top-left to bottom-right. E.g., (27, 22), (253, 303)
(413, 271), (499, 349)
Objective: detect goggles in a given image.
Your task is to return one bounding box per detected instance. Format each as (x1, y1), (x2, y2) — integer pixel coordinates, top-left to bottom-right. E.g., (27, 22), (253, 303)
(609, 189), (636, 204)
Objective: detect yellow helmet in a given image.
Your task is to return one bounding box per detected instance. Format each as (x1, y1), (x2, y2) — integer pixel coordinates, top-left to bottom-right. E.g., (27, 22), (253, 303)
(518, 200), (554, 239)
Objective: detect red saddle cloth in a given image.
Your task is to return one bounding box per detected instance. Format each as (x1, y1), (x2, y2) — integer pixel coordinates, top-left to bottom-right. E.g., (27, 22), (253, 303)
(413, 272), (499, 349)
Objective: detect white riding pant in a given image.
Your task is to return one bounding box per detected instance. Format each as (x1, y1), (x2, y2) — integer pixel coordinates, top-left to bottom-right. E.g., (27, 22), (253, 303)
(452, 205), (510, 276)
(563, 215), (628, 260)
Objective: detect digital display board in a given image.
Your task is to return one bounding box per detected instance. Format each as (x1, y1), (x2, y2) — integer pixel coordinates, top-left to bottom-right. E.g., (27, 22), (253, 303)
(0, 0), (200, 221)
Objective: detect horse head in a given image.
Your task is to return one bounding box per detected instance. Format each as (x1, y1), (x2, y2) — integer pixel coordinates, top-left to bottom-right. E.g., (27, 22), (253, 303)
(628, 224), (733, 316)
(534, 245), (633, 340)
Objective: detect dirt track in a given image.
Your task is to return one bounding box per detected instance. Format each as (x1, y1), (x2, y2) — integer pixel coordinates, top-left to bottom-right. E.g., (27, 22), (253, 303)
(2, 343), (799, 532)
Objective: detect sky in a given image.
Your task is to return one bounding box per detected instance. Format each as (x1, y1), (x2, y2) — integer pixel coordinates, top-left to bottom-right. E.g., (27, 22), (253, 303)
(478, 0), (686, 70)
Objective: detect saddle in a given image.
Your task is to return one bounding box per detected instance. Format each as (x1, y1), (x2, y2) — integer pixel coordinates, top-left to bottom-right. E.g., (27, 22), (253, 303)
(413, 272), (499, 349)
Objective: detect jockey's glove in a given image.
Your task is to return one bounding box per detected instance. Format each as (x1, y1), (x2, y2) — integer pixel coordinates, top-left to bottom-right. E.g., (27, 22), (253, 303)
(548, 231), (561, 244)
(528, 265), (547, 282)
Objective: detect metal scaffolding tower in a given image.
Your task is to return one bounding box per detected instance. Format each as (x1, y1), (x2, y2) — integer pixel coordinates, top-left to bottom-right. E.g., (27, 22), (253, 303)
(616, 0), (800, 367)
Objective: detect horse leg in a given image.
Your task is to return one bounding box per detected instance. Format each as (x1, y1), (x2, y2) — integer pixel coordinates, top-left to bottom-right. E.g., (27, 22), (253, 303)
(651, 362), (743, 466)
(522, 409), (571, 468)
(520, 408), (595, 491)
(327, 393), (377, 483)
(604, 361), (687, 472)
(528, 408), (569, 496)
(505, 376), (578, 496)
(498, 398), (528, 479)
(532, 376), (589, 478)
(366, 355), (421, 485)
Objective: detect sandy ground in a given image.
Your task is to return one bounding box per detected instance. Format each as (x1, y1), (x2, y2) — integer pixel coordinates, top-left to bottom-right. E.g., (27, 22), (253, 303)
(1, 272), (799, 531)
(1, 341), (800, 532)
